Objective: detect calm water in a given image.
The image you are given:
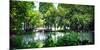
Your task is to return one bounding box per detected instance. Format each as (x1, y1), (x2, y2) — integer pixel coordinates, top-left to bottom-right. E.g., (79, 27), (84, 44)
(80, 32), (94, 43)
(22, 32), (65, 44)
(21, 32), (94, 45)
(10, 31), (94, 49)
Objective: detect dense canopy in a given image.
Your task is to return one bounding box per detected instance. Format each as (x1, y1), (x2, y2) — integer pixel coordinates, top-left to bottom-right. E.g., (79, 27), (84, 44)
(10, 1), (94, 34)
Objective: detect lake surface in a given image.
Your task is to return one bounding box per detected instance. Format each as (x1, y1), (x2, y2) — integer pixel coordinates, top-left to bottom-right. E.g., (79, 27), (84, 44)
(10, 31), (94, 49)
(22, 32), (65, 44)
(22, 32), (94, 45)
(80, 32), (94, 43)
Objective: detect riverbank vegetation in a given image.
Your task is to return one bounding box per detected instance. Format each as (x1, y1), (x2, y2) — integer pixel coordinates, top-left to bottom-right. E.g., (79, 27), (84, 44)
(10, 1), (94, 49)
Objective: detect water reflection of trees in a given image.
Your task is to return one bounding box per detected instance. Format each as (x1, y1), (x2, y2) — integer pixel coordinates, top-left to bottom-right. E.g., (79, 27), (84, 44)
(10, 1), (94, 49)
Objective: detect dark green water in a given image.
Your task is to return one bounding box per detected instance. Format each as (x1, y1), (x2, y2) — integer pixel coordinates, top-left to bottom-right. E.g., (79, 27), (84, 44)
(10, 31), (94, 49)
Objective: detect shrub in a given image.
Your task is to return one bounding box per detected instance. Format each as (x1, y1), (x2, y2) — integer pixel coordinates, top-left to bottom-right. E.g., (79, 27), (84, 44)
(57, 31), (80, 46)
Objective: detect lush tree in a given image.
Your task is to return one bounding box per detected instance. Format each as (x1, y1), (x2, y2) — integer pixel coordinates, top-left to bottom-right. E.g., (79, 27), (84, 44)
(10, 1), (94, 33)
(58, 4), (94, 31)
(69, 5), (94, 31)
(29, 10), (44, 28)
(10, 1), (35, 34)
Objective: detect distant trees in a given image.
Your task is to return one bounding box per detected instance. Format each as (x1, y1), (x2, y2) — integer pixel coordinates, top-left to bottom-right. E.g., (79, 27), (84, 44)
(39, 3), (94, 32)
(56, 4), (94, 31)
(10, 1), (94, 34)
(68, 5), (94, 31)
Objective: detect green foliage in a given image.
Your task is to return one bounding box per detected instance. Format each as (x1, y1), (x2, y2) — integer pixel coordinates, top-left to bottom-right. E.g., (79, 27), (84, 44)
(10, 1), (94, 33)
(39, 2), (54, 14)
(10, 1), (35, 34)
(44, 34), (57, 47)
(44, 31), (80, 47)
(23, 40), (44, 48)
(57, 31), (80, 46)
(29, 11), (44, 27)
(10, 35), (45, 49)
(10, 1), (94, 49)
(10, 35), (23, 49)
(35, 41), (44, 48)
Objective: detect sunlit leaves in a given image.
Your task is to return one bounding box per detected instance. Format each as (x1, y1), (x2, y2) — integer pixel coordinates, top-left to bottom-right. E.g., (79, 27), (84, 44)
(39, 2), (53, 14)
(10, 1), (35, 31)
(29, 11), (44, 27)
(57, 6), (66, 16)
(10, 1), (94, 32)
